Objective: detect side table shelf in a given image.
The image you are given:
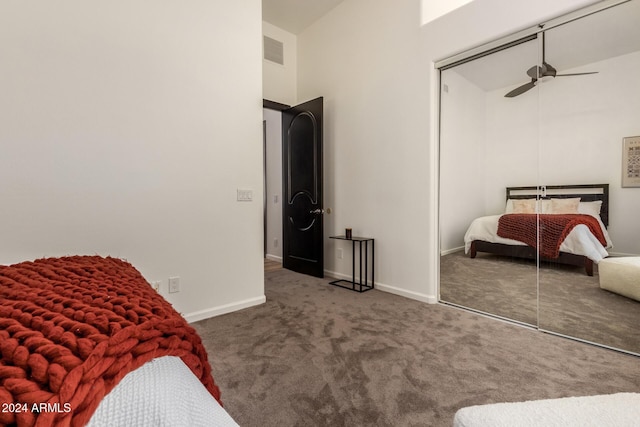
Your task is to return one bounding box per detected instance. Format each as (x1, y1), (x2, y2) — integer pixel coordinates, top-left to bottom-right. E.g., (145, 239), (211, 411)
(329, 235), (374, 293)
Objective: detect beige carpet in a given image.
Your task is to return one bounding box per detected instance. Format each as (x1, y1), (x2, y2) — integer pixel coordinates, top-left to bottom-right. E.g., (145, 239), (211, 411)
(440, 251), (640, 354)
(193, 268), (640, 427)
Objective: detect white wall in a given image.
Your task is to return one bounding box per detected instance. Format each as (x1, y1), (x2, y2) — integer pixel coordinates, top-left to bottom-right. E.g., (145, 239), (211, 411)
(298, 0), (434, 302)
(439, 70), (487, 252)
(296, 0), (599, 302)
(484, 81), (540, 215)
(0, 0), (266, 321)
(263, 108), (283, 260)
(263, 22), (297, 105)
(420, 0), (473, 25)
(485, 51), (640, 255)
(261, 23), (293, 261)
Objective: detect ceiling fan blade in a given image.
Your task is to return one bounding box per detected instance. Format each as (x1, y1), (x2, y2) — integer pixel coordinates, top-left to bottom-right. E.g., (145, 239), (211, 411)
(509, 33), (598, 98)
(505, 80), (537, 98)
(555, 71), (599, 76)
(526, 66), (540, 79)
(541, 61), (557, 77)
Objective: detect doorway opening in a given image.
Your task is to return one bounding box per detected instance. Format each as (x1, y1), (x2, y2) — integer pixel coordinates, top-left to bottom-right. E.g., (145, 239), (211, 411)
(263, 100), (287, 268)
(263, 98), (325, 277)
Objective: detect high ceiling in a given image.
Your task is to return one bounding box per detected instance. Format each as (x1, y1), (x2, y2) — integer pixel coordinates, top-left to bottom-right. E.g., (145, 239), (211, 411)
(262, 0), (640, 93)
(451, 0), (640, 92)
(262, 0), (345, 34)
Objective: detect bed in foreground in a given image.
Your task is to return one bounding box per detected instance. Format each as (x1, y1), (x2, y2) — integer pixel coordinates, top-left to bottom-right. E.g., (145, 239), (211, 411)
(0, 255), (238, 426)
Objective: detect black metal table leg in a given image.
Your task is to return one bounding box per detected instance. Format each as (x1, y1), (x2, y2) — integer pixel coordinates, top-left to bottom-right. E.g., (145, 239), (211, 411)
(364, 240), (368, 291)
(328, 235), (375, 293)
(352, 239), (356, 291)
(372, 240), (375, 289)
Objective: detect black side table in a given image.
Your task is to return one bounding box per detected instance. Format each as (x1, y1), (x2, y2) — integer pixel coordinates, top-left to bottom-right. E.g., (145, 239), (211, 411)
(329, 235), (374, 292)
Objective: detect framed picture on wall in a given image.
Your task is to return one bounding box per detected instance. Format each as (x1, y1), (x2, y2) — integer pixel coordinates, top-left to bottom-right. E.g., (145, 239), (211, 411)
(622, 136), (640, 187)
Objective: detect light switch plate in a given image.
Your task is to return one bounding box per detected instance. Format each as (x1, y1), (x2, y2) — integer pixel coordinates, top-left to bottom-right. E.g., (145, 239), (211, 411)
(237, 189), (253, 201)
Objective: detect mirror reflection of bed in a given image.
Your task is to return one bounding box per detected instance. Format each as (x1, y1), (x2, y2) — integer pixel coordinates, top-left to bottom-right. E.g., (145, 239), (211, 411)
(440, 184), (640, 353)
(438, 0), (640, 357)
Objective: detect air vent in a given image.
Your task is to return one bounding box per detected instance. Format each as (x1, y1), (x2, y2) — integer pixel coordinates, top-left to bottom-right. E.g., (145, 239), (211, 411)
(263, 36), (284, 65)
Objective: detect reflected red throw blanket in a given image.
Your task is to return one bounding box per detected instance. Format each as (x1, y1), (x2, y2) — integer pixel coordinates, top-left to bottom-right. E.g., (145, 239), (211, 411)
(0, 256), (220, 427)
(497, 214), (607, 259)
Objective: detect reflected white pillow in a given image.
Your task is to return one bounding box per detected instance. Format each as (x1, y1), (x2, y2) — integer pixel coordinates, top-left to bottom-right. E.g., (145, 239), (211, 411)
(550, 197), (580, 214)
(506, 197), (602, 217)
(505, 198), (537, 213)
(540, 199), (551, 213)
(512, 199), (536, 213)
(578, 200), (603, 217)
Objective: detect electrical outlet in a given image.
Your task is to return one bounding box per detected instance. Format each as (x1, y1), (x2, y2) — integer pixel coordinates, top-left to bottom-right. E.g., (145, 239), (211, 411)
(274, 238), (278, 248)
(169, 276), (180, 293)
(151, 280), (161, 292)
(337, 248), (343, 259)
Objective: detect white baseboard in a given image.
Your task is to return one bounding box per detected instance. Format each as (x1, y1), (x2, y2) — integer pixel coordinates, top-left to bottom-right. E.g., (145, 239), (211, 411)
(325, 269), (438, 304)
(325, 269), (353, 281)
(375, 282), (438, 304)
(607, 251), (640, 257)
(184, 295), (266, 323)
(265, 254), (282, 262)
(440, 246), (464, 256)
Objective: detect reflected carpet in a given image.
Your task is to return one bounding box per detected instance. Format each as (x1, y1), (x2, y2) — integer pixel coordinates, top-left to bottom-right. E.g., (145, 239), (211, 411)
(441, 250), (640, 353)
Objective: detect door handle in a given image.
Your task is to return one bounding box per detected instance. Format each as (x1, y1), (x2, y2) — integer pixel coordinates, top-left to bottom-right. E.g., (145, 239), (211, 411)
(310, 208), (324, 214)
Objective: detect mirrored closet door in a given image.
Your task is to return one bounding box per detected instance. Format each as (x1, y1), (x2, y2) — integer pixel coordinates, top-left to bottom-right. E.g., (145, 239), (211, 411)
(537, 1), (640, 353)
(439, 0), (640, 355)
(439, 36), (540, 326)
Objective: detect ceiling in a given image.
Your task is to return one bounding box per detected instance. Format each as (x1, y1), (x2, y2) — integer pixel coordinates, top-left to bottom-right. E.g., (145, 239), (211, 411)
(262, 0), (345, 34)
(261, 0), (640, 92)
(451, 0), (640, 92)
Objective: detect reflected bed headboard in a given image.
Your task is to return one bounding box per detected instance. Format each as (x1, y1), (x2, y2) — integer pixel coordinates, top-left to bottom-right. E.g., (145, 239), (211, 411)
(506, 183), (609, 227)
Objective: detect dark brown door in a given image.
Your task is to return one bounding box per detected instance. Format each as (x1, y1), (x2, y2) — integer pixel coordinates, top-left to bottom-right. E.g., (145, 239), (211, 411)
(282, 97), (323, 277)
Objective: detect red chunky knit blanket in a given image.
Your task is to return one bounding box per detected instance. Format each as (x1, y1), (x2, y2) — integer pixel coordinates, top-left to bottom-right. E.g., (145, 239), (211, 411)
(0, 256), (220, 427)
(497, 214), (607, 259)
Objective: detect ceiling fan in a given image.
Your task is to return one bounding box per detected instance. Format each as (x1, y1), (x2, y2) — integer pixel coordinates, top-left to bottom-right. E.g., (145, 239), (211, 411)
(504, 31), (598, 98)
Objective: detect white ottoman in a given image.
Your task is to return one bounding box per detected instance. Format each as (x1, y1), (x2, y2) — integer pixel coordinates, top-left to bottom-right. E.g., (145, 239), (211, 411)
(598, 257), (640, 302)
(453, 393), (640, 427)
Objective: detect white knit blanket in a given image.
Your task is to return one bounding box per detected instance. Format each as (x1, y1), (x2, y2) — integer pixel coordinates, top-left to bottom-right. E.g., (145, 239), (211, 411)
(87, 356), (239, 427)
(454, 393), (640, 427)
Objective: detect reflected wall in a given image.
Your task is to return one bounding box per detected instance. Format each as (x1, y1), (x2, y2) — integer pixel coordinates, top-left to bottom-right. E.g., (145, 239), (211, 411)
(439, 38), (539, 326)
(439, 0), (640, 354)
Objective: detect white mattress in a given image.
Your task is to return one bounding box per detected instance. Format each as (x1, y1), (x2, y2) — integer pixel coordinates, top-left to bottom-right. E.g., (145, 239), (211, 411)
(463, 214), (612, 263)
(87, 356), (239, 427)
